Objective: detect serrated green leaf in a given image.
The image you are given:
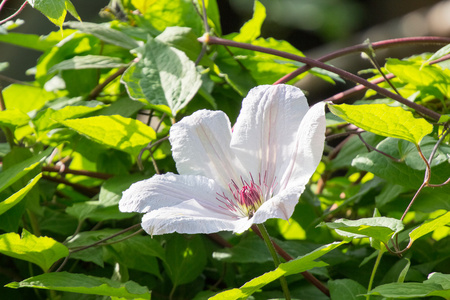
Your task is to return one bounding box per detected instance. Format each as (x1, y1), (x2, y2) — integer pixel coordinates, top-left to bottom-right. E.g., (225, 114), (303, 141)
(0, 108), (30, 127)
(0, 229), (68, 272)
(328, 103), (433, 145)
(0, 173), (42, 215)
(60, 115), (156, 156)
(48, 55), (129, 73)
(0, 147), (52, 194)
(210, 241), (347, 300)
(64, 21), (139, 50)
(121, 37), (202, 116)
(6, 272), (150, 299)
(329, 279), (367, 300)
(322, 217), (404, 244)
(27, 0), (81, 28)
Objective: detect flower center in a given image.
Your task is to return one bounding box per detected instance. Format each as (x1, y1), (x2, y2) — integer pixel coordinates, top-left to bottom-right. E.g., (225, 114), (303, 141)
(217, 173), (273, 219)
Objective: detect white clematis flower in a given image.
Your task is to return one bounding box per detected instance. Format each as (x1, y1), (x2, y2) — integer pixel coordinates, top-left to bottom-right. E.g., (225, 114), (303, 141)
(119, 84), (326, 235)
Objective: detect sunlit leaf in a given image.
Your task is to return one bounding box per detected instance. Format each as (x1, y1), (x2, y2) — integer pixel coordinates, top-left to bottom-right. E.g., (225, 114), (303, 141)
(328, 103), (433, 145)
(0, 109), (30, 128)
(6, 272), (151, 299)
(27, 0), (81, 29)
(0, 229), (68, 272)
(61, 115), (156, 156)
(408, 211), (450, 246)
(321, 217), (404, 244)
(0, 173), (42, 215)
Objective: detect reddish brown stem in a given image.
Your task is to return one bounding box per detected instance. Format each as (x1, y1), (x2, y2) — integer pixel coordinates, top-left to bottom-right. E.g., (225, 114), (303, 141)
(200, 35), (441, 121)
(42, 165), (113, 180)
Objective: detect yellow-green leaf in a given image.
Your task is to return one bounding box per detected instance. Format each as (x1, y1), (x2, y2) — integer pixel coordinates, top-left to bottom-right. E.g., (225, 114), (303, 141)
(61, 115), (156, 156)
(0, 173), (42, 215)
(0, 229), (68, 272)
(328, 103), (433, 145)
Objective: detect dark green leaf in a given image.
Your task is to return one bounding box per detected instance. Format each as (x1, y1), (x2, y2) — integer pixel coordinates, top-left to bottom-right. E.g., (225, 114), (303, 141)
(329, 279), (367, 300)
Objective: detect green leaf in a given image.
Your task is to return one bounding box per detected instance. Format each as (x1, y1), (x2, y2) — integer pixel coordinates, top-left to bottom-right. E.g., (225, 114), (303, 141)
(27, 0), (81, 29)
(99, 174), (148, 206)
(352, 138), (450, 195)
(328, 103), (433, 145)
(0, 229), (68, 272)
(60, 115), (156, 156)
(425, 272), (450, 290)
(121, 37), (202, 116)
(368, 282), (449, 299)
(0, 108), (30, 128)
(427, 44), (450, 63)
(321, 217), (404, 244)
(0, 33), (57, 51)
(386, 58), (450, 99)
(48, 55), (129, 73)
(135, 0), (203, 36)
(67, 229), (164, 277)
(35, 103), (104, 135)
(98, 97), (145, 117)
(64, 21), (140, 50)
(0, 173), (42, 215)
(0, 147), (52, 194)
(164, 234), (207, 287)
(210, 241), (348, 300)
(408, 211), (450, 246)
(212, 235), (272, 263)
(329, 279), (367, 300)
(6, 272), (151, 299)
(233, 0), (265, 43)
(2, 84), (55, 113)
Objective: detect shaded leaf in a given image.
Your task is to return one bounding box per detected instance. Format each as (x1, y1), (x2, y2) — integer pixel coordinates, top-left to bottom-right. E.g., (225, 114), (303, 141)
(329, 279), (367, 300)
(210, 241), (348, 300)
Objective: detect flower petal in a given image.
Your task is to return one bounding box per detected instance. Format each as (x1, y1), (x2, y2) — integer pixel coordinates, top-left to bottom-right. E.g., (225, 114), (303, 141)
(230, 85), (309, 187)
(252, 187), (303, 224)
(170, 110), (246, 189)
(119, 173), (230, 216)
(279, 101), (326, 191)
(141, 199), (254, 235)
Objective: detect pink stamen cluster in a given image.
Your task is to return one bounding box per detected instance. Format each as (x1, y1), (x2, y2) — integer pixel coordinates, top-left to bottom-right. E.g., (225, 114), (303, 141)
(217, 173), (277, 218)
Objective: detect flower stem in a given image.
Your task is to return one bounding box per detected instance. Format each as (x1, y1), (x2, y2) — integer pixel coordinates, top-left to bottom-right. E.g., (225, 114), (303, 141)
(256, 223), (291, 300)
(366, 248), (385, 300)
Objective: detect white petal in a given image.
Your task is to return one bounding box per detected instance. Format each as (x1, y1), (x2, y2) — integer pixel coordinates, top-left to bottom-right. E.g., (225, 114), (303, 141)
(279, 101), (326, 191)
(119, 173), (230, 216)
(170, 110), (246, 189)
(141, 199), (254, 235)
(252, 187), (303, 224)
(230, 85), (309, 188)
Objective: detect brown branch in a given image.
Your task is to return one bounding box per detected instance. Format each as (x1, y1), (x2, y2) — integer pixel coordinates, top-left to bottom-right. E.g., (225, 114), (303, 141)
(88, 66), (128, 100)
(42, 174), (100, 197)
(42, 165), (113, 180)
